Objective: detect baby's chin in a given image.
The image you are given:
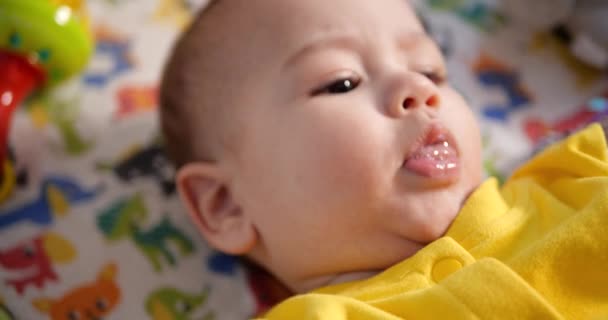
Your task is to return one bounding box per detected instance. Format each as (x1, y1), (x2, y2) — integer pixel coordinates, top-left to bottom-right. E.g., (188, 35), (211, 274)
(430, 175), (483, 238)
(421, 175), (481, 240)
(401, 179), (479, 243)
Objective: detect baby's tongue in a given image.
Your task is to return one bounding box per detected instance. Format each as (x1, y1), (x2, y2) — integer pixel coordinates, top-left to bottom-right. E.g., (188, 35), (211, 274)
(404, 142), (459, 178)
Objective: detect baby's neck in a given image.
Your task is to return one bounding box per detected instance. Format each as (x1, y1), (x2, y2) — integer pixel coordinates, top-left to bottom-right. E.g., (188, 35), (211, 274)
(293, 243), (428, 293)
(305, 270), (382, 292)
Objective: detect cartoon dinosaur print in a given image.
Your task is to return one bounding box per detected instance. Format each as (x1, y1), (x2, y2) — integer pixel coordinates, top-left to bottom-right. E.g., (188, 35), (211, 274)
(115, 85), (159, 120)
(207, 251), (240, 276)
(83, 26), (135, 87)
(145, 287), (214, 320)
(99, 143), (176, 196)
(524, 92), (608, 144)
(473, 53), (534, 121)
(0, 232), (76, 295)
(97, 194), (194, 272)
(426, 0), (506, 32)
(0, 176), (102, 230)
(32, 263), (121, 320)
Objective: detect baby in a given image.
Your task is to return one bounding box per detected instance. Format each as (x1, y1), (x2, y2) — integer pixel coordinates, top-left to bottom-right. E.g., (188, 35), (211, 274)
(160, 0), (608, 318)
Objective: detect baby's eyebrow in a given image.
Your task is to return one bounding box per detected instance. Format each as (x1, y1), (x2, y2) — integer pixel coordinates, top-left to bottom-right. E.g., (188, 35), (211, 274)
(282, 31), (431, 71)
(283, 34), (361, 70)
(397, 31), (431, 52)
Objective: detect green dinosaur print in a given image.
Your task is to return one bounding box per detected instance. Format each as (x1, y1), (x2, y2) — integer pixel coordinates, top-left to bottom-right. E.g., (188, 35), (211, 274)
(426, 0), (506, 31)
(97, 194), (195, 272)
(145, 287), (214, 320)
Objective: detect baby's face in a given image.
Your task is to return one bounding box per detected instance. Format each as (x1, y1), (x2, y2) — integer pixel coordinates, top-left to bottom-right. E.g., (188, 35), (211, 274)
(210, 0), (482, 291)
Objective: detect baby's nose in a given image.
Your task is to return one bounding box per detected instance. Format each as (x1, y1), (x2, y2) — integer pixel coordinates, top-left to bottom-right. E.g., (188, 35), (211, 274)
(401, 76), (440, 111)
(387, 72), (441, 119)
(402, 92), (439, 110)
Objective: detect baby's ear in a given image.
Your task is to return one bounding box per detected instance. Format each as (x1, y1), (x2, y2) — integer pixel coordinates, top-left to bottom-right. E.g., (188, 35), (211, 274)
(176, 162), (257, 255)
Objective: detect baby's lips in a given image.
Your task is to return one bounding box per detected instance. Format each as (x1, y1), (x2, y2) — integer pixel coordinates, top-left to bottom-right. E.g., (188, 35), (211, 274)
(404, 123), (460, 161)
(404, 143), (460, 178)
(424, 125), (460, 157)
(402, 123), (461, 180)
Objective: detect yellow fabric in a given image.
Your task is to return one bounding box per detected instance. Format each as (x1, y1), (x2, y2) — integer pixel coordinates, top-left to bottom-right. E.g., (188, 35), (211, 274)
(260, 124), (608, 319)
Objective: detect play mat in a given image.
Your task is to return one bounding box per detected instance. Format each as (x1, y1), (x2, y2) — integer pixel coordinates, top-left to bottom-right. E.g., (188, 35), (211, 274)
(1, 0), (606, 319)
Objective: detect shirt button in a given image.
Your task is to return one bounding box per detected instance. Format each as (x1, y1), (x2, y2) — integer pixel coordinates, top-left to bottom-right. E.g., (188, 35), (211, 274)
(431, 258), (463, 283)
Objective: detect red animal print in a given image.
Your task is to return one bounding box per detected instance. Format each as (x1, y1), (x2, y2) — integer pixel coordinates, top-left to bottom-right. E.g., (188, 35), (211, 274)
(115, 85), (159, 120)
(0, 233), (75, 295)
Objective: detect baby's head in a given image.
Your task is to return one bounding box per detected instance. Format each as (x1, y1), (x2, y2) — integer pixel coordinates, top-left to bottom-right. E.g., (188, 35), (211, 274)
(161, 0), (483, 293)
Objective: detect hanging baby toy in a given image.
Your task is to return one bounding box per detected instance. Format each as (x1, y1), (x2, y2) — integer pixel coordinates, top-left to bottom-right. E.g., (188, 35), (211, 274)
(0, 0), (93, 202)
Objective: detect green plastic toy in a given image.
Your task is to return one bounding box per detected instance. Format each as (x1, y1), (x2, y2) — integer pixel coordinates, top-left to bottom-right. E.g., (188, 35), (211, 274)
(0, 0), (93, 202)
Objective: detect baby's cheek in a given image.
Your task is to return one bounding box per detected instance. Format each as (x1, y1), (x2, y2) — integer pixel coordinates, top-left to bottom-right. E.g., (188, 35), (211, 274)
(270, 102), (392, 211)
(437, 89), (482, 179)
(307, 127), (389, 199)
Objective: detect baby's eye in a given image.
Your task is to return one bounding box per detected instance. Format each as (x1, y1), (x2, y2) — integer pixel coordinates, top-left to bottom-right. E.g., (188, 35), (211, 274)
(312, 77), (361, 96)
(420, 71), (446, 85)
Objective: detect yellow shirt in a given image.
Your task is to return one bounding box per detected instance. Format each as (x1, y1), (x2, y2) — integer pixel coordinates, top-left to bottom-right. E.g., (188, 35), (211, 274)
(261, 124), (608, 319)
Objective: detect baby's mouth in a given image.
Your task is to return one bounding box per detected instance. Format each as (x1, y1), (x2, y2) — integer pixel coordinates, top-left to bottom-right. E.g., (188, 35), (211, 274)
(402, 124), (460, 181)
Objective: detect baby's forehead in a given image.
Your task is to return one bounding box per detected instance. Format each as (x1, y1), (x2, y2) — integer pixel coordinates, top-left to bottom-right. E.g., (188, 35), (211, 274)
(208, 0), (422, 59)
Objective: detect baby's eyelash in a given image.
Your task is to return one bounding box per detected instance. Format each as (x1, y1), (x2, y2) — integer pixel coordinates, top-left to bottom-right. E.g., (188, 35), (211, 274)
(310, 71), (444, 97)
(312, 77), (361, 96)
(420, 71), (447, 85)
